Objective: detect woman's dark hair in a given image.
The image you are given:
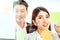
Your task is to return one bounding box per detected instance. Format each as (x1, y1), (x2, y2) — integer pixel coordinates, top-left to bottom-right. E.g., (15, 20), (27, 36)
(31, 6), (51, 31)
(26, 6), (51, 33)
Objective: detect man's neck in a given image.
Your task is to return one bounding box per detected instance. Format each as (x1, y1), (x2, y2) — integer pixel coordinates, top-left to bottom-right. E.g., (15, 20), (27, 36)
(17, 21), (25, 29)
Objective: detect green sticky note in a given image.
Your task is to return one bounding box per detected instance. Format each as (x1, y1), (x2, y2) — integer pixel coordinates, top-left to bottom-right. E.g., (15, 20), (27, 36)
(16, 32), (24, 40)
(51, 12), (60, 23)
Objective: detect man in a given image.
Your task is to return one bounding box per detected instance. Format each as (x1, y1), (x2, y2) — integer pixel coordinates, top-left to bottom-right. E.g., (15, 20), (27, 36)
(13, 0), (30, 35)
(54, 23), (60, 39)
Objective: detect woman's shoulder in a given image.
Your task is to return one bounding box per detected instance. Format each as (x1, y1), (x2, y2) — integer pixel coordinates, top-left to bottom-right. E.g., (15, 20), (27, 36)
(24, 31), (37, 40)
(27, 31), (37, 37)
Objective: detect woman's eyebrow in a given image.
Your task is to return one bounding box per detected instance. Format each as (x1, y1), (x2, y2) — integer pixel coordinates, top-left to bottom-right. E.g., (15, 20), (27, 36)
(46, 14), (50, 17)
(38, 15), (43, 17)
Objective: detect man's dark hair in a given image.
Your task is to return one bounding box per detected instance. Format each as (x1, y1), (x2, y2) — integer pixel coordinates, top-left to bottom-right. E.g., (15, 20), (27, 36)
(13, 0), (28, 10)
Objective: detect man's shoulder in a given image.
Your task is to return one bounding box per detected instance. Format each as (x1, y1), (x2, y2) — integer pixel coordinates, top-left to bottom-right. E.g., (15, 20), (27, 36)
(52, 32), (60, 40)
(26, 22), (36, 33)
(26, 22), (30, 26)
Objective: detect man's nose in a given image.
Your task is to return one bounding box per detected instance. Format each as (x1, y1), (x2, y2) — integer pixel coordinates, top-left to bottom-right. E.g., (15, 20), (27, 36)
(18, 12), (24, 15)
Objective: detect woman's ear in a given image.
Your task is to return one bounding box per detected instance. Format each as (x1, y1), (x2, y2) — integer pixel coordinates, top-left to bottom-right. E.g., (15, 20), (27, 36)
(32, 20), (36, 26)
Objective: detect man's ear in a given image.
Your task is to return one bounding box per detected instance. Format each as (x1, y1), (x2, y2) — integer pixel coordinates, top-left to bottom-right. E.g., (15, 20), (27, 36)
(25, 10), (28, 18)
(26, 10), (28, 16)
(32, 20), (36, 26)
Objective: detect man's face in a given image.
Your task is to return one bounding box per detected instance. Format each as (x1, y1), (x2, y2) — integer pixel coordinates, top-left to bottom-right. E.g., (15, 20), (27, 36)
(54, 23), (60, 36)
(14, 4), (28, 22)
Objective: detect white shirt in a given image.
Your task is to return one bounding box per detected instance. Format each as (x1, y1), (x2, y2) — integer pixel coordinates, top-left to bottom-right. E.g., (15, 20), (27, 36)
(36, 31), (42, 40)
(51, 23), (60, 40)
(24, 31), (42, 40)
(16, 22), (27, 35)
(25, 30), (60, 40)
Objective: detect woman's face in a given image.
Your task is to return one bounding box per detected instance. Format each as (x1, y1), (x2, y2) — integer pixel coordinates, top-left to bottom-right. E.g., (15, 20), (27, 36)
(33, 11), (50, 30)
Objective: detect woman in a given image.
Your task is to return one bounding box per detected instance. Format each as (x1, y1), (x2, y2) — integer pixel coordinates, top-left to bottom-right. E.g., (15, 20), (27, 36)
(24, 6), (59, 40)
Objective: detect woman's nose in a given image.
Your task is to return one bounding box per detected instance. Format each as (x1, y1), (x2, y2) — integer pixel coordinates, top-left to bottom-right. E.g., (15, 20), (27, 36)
(43, 18), (47, 23)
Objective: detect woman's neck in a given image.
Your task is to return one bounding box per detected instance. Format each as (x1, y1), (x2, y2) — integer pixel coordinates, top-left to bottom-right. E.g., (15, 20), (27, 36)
(37, 28), (48, 36)
(37, 28), (43, 36)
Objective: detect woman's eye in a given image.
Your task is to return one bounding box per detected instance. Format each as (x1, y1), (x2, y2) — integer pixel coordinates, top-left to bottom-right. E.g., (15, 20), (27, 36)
(39, 17), (42, 19)
(46, 15), (49, 18)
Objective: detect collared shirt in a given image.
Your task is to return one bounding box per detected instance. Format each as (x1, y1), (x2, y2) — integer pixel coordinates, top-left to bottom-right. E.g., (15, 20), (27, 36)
(16, 22), (28, 40)
(25, 30), (59, 40)
(51, 23), (60, 40)
(36, 31), (42, 40)
(16, 22), (27, 35)
(24, 31), (42, 40)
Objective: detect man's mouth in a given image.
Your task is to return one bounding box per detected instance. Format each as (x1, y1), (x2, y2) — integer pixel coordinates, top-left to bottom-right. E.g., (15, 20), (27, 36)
(17, 16), (23, 19)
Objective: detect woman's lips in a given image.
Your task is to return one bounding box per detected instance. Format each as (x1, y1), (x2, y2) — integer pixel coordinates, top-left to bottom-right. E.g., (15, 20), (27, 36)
(43, 24), (48, 27)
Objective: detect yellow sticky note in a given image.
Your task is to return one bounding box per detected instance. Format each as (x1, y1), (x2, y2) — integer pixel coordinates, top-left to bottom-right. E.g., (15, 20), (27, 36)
(16, 32), (24, 40)
(41, 30), (52, 40)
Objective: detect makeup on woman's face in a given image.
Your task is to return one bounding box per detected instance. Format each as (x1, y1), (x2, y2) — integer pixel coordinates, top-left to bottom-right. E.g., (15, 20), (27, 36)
(33, 11), (50, 30)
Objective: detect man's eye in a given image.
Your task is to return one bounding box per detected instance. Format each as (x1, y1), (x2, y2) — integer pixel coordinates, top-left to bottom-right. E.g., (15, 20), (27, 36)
(16, 10), (18, 13)
(21, 10), (24, 12)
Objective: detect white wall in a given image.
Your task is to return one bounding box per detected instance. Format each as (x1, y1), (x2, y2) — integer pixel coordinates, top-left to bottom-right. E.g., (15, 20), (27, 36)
(0, 0), (15, 39)
(25, 0), (60, 23)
